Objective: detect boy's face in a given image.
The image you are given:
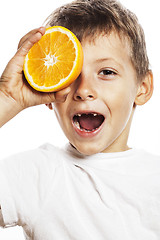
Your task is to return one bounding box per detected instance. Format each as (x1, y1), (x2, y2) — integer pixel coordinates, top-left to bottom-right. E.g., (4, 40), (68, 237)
(54, 32), (139, 155)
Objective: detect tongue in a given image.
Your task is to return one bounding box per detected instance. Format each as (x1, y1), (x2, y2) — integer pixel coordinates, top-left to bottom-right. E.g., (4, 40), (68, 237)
(79, 114), (104, 131)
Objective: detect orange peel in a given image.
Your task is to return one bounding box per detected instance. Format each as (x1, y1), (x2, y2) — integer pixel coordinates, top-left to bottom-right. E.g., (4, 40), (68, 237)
(23, 26), (83, 92)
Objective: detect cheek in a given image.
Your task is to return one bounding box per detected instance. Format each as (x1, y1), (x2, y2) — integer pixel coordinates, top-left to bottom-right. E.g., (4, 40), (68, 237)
(54, 101), (71, 135)
(54, 103), (66, 127)
(105, 86), (135, 122)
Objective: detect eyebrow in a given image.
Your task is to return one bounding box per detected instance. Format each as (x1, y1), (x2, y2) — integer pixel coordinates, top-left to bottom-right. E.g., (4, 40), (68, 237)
(95, 58), (124, 70)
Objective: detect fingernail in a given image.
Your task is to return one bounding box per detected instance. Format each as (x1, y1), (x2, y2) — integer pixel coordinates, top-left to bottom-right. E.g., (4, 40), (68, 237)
(38, 26), (46, 34)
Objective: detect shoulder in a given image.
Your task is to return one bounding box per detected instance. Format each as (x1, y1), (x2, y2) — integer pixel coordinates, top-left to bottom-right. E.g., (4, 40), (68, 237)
(0, 143), (66, 202)
(0, 143), (66, 177)
(0, 144), (66, 227)
(132, 149), (160, 174)
(136, 149), (160, 161)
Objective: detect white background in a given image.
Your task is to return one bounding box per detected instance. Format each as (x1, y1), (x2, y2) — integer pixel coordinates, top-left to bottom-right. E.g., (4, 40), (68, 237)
(0, 0), (160, 239)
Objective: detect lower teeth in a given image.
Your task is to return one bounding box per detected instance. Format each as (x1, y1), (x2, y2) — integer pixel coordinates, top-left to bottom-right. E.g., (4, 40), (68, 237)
(75, 121), (81, 129)
(74, 120), (97, 132)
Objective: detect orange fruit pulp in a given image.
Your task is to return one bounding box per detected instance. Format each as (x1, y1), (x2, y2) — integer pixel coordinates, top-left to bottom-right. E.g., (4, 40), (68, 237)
(23, 26), (83, 92)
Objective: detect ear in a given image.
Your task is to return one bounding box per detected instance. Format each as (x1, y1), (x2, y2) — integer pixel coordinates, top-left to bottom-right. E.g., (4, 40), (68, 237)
(45, 103), (53, 110)
(134, 71), (153, 106)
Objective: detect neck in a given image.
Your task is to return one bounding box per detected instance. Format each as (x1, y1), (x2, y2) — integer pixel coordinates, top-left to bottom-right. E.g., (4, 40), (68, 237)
(102, 108), (135, 153)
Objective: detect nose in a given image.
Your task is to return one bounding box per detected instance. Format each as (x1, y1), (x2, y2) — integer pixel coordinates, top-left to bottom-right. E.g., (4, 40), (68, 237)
(73, 73), (97, 101)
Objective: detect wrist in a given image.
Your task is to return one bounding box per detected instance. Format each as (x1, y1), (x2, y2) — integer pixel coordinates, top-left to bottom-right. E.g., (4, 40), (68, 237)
(0, 90), (23, 127)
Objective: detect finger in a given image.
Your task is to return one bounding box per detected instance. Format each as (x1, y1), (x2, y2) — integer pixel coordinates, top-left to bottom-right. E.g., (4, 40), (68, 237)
(18, 27), (45, 49)
(38, 92), (56, 105)
(11, 27), (45, 69)
(54, 86), (71, 102)
(42, 87), (71, 107)
(45, 103), (53, 110)
(16, 27), (46, 58)
(1, 27), (46, 79)
(18, 28), (39, 50)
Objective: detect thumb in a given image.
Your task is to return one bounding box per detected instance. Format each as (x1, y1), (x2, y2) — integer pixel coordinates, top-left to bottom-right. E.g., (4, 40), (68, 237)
(13, 27), (46, 66)
(17, 27), (45, 50)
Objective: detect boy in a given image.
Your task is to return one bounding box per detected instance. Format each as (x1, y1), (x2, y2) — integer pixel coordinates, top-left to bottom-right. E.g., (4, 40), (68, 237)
(0, 0), (159, 239)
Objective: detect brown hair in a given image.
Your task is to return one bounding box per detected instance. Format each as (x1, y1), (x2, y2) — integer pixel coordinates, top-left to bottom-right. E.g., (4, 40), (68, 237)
(44, 0), (150, 81)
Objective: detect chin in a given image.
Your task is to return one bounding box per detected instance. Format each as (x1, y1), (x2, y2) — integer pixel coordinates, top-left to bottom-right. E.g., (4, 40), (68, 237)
(72, 141), (103, 156)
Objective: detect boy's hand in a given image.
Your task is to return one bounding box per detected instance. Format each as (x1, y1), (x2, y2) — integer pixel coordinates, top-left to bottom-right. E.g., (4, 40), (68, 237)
(0, 27), (70, 111)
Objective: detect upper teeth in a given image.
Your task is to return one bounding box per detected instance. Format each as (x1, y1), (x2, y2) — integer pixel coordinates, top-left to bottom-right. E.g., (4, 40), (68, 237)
(76, 113), (98, 117)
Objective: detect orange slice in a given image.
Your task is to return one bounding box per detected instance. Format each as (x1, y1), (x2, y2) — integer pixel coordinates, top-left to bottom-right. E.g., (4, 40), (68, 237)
(23, 26), (83, 92)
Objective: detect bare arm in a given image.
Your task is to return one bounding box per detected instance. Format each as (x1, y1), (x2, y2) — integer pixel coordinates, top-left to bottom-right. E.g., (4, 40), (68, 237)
(0, 28), (71, 227)
(0, 27), (70, 128)
(0, 207), (5, 227)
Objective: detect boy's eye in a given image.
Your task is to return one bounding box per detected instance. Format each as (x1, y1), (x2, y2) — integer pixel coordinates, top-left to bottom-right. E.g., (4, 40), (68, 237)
(99, 69), (116, 76)
(98, 69), (118, 81)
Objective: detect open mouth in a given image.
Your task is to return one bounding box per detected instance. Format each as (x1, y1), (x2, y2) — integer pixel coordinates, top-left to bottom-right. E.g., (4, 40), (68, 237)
(73, 113), (105, 133)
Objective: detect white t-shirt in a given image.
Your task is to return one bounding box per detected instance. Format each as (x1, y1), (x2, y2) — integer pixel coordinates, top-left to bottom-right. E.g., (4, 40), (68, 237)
(0, 143), (160, 240)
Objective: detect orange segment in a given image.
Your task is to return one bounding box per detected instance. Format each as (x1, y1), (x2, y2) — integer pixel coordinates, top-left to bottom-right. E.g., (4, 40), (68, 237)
(27, 43), (46, 59)
(38, 33), (51, 55)
(23, 26), (83, 92)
